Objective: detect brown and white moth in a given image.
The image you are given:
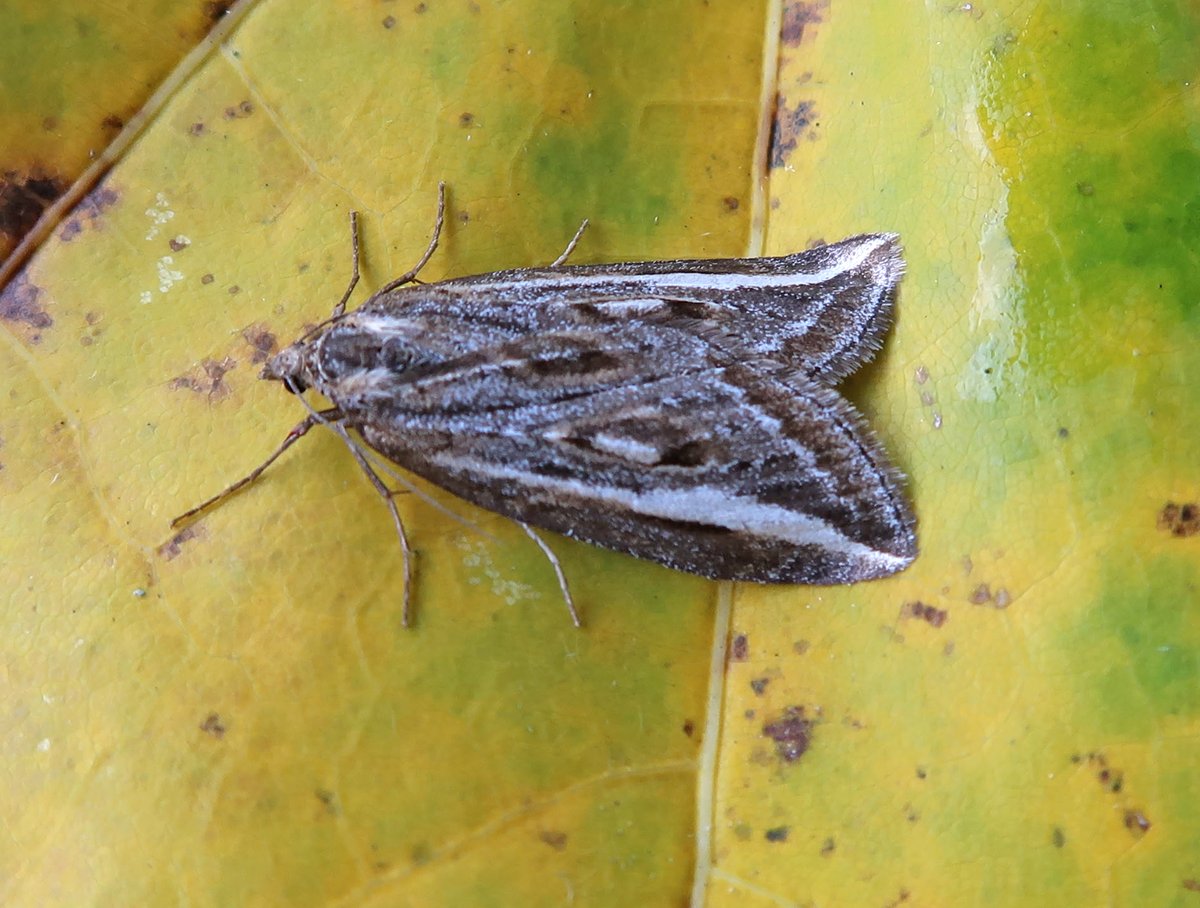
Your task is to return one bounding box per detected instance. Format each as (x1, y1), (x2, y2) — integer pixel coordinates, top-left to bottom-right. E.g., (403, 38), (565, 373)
(175, 186), (916, 626)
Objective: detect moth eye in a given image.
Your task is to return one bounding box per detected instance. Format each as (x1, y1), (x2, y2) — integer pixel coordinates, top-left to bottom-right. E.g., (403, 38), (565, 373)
(381, 339), (413, 370)
(283, 377), (309, 394)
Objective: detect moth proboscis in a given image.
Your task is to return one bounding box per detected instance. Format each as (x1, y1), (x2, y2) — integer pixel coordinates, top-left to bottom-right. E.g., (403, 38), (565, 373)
(173, 183), (917, 628)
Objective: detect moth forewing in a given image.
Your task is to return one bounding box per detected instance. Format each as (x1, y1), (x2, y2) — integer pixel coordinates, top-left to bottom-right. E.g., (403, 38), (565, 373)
(358, 231), (904, 382)
(174, 194), (916, 626)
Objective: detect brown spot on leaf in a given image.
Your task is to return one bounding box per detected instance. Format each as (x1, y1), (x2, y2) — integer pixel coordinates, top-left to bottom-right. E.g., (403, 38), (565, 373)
(59, 184), (120, 242)
(969, 583), (992, 605)
(204, 0), (234, 23)
(242, 324), (279, 364)
(762, 706), (813, 763)
(1052, 827), (1066, 848)
(0, 170), (68, 245)
(314, 789), (339, 816)
(682, 720), (695, 737)
(1081, 752), (1126, 793)
(170, 357), (237, 399)
(1158, 501), (1199, 537)
(905, 600), (948, 627)
(1124, 809), (1151, 836)
(538, 830), (568, 850)
(169, 236), (190, 252)
(1182, 878), (1200, 892)
(722, 195), (740, 212)
(729, 633), (749, 661)
(189, 121), (207, 137)
(224, 101), (254, 119)
(199, 712), (226, 738)
(764, 825), (790, 842)
(0, 273), (53, 342)
(780, 1), (827, 46)
(383, 14), (396, 27)
(101, 113), (125, 131)
(750, 677), (770, 696)
(459, 112), (475, 127)
(770, 97), (817, 168)
(201, 273), (215, 284)
(158, 525), (200, 560)
(820, 837), (835, 855)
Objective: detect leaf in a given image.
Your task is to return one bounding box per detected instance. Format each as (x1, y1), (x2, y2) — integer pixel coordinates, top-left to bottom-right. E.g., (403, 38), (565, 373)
(2, 1), (1198, 906)
(1, 1), (761, 904)
(0, 0), (240, 261)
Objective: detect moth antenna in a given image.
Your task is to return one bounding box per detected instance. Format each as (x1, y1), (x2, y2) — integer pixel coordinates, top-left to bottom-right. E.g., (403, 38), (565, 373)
(170, 412), (328, 528)
(549, 218), (589, 268)
(330, 210), (361, 319)
(288, 381), (415, 626)
(376, 181), (447, 295)
(294, 211), (363, 345)
(519, 522), (582, 627)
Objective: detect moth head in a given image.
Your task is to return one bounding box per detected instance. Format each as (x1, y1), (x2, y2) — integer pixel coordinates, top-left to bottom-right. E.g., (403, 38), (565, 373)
(261, 342), (314, 393)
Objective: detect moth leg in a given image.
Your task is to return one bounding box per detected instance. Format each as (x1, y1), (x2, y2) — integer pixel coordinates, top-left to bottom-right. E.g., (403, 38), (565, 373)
(375, 181), (447, 295)
(332, 425), (416, 628)
(171, 409), (339, 528)
(549, 219), (589, 268)
(518, 522), (582, 628)
(329, 211), (361, 319)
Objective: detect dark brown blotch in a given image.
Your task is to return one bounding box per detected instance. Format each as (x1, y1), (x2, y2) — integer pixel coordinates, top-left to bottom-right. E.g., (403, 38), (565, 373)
(527, 348), (620, 378)
(223, 100), (254, 119)
(0, 273), (52, 342)
(662, 299), (718, 322)
(764, 825), (790, 842)
(158, 525), (200, 560)
(199, 712), (226, 738)
(0, 169), (68, 243)
(242, 324), (278, 364)
(762, 705), (813, 763)
(58, 184), (120, 242)
(170, 356), (237, 399)
(204, 0), (234, 24)
(655, 439), (710, 467)
(769, 96), (818, 168)
(780, 0), (827, 46)
(729, 633), (749, 662)
(1123, 809), (1151, 835)
(568, 302), (619, 324)
(538, 830), (568, 851)
(905, 600), (948, 628)
(1158, 501), (1199, 537)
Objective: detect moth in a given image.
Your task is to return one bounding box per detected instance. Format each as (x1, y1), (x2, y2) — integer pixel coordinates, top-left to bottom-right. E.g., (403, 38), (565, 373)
(174, 185), (916, 626)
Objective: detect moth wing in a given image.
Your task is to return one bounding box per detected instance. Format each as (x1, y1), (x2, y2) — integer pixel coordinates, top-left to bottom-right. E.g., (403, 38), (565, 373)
(364, 233), (904, 384)
(370, 359), (916, 585)
(577, 234), (905, 383)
